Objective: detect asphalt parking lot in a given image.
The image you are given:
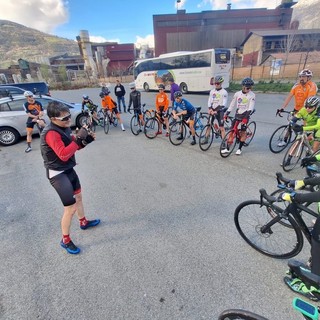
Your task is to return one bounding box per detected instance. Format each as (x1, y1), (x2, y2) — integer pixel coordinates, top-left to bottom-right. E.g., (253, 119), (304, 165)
(0, 88), (311, 319)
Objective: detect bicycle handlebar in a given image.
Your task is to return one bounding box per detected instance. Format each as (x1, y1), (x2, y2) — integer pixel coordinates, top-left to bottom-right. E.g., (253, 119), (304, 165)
(276, 109), (294, 117)
(259, 188), (278, 203)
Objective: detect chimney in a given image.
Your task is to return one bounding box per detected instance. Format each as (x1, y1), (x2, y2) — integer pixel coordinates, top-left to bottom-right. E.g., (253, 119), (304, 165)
(227, 3), (231, 10)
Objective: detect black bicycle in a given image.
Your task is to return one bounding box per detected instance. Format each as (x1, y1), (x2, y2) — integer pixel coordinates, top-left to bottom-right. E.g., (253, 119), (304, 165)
(234, 172), (317, 259)
(129, 104), (152, 136)
(269, 110), (295, 153)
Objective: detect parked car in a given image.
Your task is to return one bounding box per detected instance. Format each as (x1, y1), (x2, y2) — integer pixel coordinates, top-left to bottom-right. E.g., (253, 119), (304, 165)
(0, 82), (50, 96)
(0, 95), (88, 146)
(0, 86), (26, 98)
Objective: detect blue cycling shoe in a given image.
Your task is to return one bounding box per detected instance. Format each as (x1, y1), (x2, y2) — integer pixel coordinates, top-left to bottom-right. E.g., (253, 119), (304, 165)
(80, 219), (101, 230)
(60, 240), (80, 254)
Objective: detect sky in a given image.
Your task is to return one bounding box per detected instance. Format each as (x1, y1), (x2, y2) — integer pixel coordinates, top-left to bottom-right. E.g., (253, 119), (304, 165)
(0, 0), (292, 48)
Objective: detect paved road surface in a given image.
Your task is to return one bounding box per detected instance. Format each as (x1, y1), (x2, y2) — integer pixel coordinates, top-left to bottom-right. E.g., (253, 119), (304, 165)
(0, 87), (309, 319)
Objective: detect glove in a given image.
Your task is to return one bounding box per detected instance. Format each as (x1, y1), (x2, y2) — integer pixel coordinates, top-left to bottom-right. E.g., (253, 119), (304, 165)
(301, 156), (317, 167)
(84, 135), (94, 144)
(292, 123), (303, 133)
(277, 108), (284, 115)
(279, 192), (296, 203)
(288, 180), (305, 190)
(76, 127), (88, 139)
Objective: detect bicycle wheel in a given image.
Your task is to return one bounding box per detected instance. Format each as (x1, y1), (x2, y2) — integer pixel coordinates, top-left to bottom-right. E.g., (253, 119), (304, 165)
(282, 139), (304, 172)
(244, 121), (256, 146)
(144, 117), (159, 139)
(103, 116), (109, 134)
(169, 121), (186, 145)
(195, 115), (209, 137)
(199, 124), (214, 151)
(130, 115), (142, 136)
(269, 125), (292, 154)
(219, 130), (237, 158)
(234, 200), (304, 259)
(218, 309), (268, 320)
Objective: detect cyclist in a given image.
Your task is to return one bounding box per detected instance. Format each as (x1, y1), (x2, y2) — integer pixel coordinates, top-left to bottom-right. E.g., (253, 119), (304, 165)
(23, 91), (45, 153)
(155, 84), (170, 137)
(280, 174), (320, 300)
(201, 75), (228, 145)
(100, 88), (125, 131)
(280, 69), (318, 114)
(222, 77), (256, 155)
(288, 96), (320, 157)
(172, 91), (197, 145)
(81, 95), (100, 125)
(40, 101), (100, 254)
(127, 82), (145, 127)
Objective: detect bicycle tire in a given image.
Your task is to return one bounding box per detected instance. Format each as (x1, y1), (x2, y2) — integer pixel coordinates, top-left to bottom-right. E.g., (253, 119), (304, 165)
(282, 139), (304, 172)
(244, 121), (256, 146)
(220, 130), (237, 158)
(269, 125), (292, 154)
(199, 124), (214, 151)
(195, 115), (209, 137)
(103, 116), (109, 134)
(234, 200), (304, 259)
(169, 121), (186, 146)
(218, 309), (269, 320)
(144, 117), (159, 139)
(130, 115), (142, 136)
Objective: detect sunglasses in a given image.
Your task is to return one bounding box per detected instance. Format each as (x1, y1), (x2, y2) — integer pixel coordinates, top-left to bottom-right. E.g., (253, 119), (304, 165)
(214, 82), (222, 85)
(55, 114), (71, 121)
(27, 96), (34, 98)
(243, 86), (251, 90)
(306, 106), (315, 109)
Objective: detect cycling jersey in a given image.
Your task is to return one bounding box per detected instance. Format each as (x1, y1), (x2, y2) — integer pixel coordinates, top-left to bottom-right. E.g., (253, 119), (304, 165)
(208, 88), (228, 111)
(227, 90), (255, 116)
(82, 99), (97, 112)
(290, 81), (318, 111)
(128, 90), (141, 110)
(294, 107), (320, 131)
(170, 82), (180, 102)
(156, 92), (169, 111)
(24, 100), (43, 124)
(173, 98), (195, 114)
(101, 95), (117, 110)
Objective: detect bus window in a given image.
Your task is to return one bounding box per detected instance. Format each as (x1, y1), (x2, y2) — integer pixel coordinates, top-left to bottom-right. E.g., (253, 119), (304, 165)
(215, 50), (230, 64)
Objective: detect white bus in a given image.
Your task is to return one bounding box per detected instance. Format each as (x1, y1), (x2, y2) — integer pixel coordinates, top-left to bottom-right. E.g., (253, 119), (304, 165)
(133, 48), (232, 93)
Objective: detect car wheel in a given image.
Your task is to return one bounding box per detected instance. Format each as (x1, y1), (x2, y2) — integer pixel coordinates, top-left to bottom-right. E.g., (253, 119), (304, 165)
(0, 127), (20, 146)
(76, 114), (87, 128)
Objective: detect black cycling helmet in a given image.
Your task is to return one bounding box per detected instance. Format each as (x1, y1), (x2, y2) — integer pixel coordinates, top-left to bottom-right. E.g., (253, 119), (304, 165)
(174, 91), (182, 99)
(241, 77), (254, 87)
(102, 87), (110, 95)
(158, 84), (165, 90)
(305, 96), (320, 108)
(214, 76), (224, 84)
(99, 91), (105, 98)
(83, 95), (89, 99)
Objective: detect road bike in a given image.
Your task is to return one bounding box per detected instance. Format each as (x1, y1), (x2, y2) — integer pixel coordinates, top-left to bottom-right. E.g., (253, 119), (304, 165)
(234, 172), (318, 259)
(218, 297), (320, 319)
(269, 110), (295, 153)
(219, 115), (256, 158)
(168, 107), (208, 145)
(199, 113), (233, 152)
(128, 103), (152, 136)
(282, 130), (316, 172)
(101, 108), (119, 134)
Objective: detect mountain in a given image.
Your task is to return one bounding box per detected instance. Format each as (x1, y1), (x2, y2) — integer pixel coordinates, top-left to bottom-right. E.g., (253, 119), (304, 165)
(0, 20), (80, 68)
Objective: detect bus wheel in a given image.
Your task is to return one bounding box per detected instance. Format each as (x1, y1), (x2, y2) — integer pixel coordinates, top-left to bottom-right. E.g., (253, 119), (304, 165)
(143, 82), (150, 92)
(180, 82), (188, 94)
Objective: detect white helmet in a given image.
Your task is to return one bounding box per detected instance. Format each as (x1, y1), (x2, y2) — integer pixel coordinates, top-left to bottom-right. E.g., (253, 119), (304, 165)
(129, 82), (136, 89)
(24, 91), (34, 97)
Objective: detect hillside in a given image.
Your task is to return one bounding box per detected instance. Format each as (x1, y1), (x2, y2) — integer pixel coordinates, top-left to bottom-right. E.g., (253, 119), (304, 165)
(0, 20), (80, 68)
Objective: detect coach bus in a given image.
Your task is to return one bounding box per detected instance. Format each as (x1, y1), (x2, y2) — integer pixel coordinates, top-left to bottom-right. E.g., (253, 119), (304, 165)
(133, 48), (232, 93)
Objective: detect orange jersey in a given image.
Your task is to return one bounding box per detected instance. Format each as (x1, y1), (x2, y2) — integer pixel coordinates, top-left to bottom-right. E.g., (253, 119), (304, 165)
(101, 95), (117, 110)
(155, 92), (169, 111)
(290, 81), (318, 111)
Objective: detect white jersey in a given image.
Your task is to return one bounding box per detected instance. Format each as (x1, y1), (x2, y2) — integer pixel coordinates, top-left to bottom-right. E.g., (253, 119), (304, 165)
(227, 90), (255, 115)
(207, 88), (228, 110)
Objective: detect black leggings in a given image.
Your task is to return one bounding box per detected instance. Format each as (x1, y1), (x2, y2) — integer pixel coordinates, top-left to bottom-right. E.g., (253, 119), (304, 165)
(49, 168), (81, 206)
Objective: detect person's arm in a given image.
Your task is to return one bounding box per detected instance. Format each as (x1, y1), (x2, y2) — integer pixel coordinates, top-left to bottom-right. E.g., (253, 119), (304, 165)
(248, 93), (256, 113)
(136, 92), (141, 108)
(281, 91), (294, 110)
(307, 82), (318, 97)
(122, 85), (126, 96)
(45, 131), (79, 161)
(226, 92), (237, 114)
(303, 117), (320, 132)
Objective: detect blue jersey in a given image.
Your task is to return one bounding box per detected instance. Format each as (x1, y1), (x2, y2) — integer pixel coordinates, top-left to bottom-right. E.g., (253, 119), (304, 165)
(173, 98), (195, 113)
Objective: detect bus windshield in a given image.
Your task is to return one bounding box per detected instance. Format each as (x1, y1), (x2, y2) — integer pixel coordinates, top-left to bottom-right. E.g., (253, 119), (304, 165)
(133, 48), (231, 93)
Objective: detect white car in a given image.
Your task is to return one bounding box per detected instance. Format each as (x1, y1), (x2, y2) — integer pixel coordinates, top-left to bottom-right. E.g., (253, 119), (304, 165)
(0, 95), (87, 146)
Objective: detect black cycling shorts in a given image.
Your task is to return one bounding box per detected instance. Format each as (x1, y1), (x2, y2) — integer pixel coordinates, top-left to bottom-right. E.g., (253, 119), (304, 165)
(49, 168), (81, 206)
